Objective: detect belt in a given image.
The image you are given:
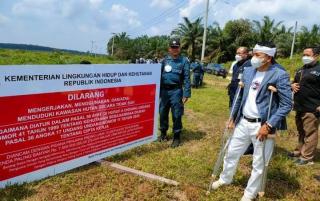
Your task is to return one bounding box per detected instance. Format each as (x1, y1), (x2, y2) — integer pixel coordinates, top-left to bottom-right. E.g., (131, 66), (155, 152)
(243, 116), (261, 123)
(161, 85), (182, 90)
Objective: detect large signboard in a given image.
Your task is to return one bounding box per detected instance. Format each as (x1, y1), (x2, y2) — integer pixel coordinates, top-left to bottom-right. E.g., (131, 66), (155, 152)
(0, 64), (161, 188)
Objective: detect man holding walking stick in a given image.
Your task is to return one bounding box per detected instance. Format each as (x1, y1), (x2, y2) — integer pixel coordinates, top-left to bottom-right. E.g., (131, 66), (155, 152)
(209, 42), (292, 201)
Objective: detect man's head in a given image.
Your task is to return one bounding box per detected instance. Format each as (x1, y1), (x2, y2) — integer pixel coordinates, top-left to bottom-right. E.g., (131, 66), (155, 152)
(168, 38), (181, 58)
(302, 46), (320, 65)
(235, 47), (249, 61)
(251, 42), (277, 70)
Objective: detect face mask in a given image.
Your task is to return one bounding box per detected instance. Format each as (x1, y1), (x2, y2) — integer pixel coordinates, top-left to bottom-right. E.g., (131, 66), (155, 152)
(235, 55), (242, 62)
(251, 56), (265, 69)
(302, 56), (314, 65)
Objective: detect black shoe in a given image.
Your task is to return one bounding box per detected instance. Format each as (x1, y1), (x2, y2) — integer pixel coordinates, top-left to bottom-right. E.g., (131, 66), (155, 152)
(287, 152), (299, 159)
(171, 132), (181, 148)
(294, 158), (314, 166)
(158, 131), (168, 142)
(314, 175), (320, 182)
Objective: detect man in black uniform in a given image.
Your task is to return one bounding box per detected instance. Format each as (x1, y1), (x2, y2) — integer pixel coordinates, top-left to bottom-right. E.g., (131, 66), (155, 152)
(289, 46), (320, 165)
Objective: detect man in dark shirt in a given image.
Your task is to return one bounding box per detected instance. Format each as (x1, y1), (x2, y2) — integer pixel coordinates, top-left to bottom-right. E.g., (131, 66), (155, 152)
(228, 47), (251, 107)
(290, 46), (320, 165)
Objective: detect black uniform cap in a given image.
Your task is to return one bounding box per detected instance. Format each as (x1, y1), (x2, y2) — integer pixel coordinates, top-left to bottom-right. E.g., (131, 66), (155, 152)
(169, 38), (180, 47)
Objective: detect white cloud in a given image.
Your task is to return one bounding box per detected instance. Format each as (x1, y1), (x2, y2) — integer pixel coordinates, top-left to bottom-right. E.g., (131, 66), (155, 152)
(11, 1), (141, 32)
(231, 0), (320, 27)
(0, 13), (9, 24)
(150, 0), (174, 9)
(179, 0), (205, 18)
(104, 4), (141, 31)
(12, 0), (103, 19)
(146, 17), (176, 36)
(89, 0), (104, 9)
(12, 0), (58, 17)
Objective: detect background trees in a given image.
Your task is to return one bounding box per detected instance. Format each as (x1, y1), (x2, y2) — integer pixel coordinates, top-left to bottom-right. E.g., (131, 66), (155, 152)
(107, 16), (320, 63)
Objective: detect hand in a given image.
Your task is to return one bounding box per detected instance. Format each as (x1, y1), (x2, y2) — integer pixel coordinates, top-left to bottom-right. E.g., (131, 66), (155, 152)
(291, 83), (300, 93)
(182, 97), (189, 104)
(226, 119), (235, 129)
(317, 106), (320, 112)
(256, 124), (271, 141)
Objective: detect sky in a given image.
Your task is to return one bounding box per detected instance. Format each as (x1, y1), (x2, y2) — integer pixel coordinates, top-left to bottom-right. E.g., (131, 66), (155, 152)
(0, 0), (319, 54)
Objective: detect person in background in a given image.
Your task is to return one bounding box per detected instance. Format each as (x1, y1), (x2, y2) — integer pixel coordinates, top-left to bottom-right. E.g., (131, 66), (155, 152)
(289, 46), (320, 166)
(191, 60), (202, 88)
(227, 47), (251, 108)
(199, 62), (205, 86)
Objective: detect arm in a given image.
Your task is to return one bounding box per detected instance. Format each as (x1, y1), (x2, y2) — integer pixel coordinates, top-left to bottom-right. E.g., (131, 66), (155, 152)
(267, 72), (293, 127)
(230, 71), (245, 120)
(292, 69), (300, 83)
(291, 69), (301, 93)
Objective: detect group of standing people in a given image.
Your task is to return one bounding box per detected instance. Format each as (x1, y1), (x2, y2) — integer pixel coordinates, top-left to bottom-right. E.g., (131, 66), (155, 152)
(158, 37), (320, 200)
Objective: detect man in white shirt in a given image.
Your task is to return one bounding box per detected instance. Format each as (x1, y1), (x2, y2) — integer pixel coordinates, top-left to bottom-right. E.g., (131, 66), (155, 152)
(211, 42), (292, 201)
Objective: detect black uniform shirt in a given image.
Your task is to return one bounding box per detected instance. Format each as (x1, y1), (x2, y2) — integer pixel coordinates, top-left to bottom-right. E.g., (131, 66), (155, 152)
(293, 61), (320, 112)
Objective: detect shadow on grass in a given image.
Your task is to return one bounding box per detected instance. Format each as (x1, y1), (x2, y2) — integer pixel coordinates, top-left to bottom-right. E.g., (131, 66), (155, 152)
(232, 146), (301, 200)
(0, 184), (36, 201)
(266, 146), (301, 199)
(109, 129), (206, 163)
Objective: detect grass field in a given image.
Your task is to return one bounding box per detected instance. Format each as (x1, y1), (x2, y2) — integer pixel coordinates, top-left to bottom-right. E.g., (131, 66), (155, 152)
(0, 49), (123, 65)
(0, 73), (319, 201)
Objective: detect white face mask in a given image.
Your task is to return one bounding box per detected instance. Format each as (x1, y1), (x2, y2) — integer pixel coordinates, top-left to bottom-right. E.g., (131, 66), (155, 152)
(235, 55), (242, 62)
(251, 56), (265, 69)
(302, 56), (314, 65)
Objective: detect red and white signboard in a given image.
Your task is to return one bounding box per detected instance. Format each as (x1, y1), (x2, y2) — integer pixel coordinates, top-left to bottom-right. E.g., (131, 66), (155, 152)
(0, 64), (161, 188)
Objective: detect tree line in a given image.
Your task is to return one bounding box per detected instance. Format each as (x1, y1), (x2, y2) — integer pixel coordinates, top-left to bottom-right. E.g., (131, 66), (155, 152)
(107, 16), (320, 63)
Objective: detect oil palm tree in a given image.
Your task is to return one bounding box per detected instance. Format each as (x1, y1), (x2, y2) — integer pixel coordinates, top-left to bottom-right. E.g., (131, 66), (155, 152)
(172, 17), (204, 61)
(253, 16), (283, 42)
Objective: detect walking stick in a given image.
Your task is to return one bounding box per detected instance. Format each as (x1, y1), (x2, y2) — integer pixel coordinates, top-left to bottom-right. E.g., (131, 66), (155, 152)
(258, 85), (277, 197)
(206, 81), (244, 195)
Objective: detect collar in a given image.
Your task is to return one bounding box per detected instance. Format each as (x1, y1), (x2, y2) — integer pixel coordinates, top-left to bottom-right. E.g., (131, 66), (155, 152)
(303, 61), (320, 69)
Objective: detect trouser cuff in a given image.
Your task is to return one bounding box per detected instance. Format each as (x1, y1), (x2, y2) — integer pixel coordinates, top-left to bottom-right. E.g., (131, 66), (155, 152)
(244, 190), (256, 200)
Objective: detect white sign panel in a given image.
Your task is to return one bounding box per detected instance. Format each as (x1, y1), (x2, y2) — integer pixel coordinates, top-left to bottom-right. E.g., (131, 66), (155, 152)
(0, 64), (161, 188)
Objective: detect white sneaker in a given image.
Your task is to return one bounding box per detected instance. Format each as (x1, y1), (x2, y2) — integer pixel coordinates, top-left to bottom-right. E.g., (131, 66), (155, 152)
(240, 195), (253, 201)
(211, 180), (225, 190)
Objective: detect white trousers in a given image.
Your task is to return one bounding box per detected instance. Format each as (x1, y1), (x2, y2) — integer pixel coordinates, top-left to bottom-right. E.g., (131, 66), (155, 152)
(218, 118), (274, 199)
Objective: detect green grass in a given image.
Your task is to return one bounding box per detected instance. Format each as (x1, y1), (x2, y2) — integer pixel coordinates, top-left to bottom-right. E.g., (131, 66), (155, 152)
(0, 49), (124, 65)
(0, 52), (319, 200)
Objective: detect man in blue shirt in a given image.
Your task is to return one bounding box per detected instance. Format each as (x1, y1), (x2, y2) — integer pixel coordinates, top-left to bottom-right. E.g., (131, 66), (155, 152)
(159, 38), (191, 148)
